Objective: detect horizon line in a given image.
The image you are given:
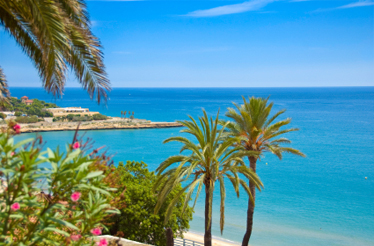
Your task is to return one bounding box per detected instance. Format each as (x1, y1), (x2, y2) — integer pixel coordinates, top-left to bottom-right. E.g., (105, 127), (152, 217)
(8, 85), (374, 89)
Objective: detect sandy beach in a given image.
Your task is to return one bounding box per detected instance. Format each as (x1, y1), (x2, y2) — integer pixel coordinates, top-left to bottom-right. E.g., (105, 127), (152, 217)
(183, 232), (240, 246)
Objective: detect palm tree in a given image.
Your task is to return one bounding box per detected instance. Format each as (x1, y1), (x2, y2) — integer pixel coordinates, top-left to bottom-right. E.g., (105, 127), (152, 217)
(120, 111), (123, 119)
(223, 96), (305, 246)
(0, 0), (110, 103)
(0, 67), (10, 108)
(124, 111), (127, 119)
(153, 110), (263, 246)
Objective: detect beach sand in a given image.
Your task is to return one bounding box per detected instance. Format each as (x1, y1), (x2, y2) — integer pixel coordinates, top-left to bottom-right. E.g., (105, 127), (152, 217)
(183, 232), (240, 246)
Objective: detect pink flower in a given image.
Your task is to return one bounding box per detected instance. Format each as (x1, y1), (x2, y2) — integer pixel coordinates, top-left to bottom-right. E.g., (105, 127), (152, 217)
(10, 152), (15, 156)
(91, 228), (102, 236)
(11, 203), (20, 211)
(13, 124), (21, 134)
(71, 192), (81, 202)
(96, 238), (108, 246)
(72, 142), (80, 149)
(71, 234), (82, 241)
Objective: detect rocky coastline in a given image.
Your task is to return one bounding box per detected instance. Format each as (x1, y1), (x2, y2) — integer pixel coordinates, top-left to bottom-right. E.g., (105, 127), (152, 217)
(15, 119), (183, 133)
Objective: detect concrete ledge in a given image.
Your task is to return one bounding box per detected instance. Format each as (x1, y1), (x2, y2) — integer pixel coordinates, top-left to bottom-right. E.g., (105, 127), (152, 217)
(96, 235), (152, 246)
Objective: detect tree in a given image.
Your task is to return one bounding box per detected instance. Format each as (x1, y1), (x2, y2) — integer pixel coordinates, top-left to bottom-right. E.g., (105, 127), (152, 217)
(0, 0), (110, 103)
(124, 111), (127, 119)
(14, 111), (22, 117)
(0, 112), (6, 119)
(104, 161), (193, 246)
(154, 110), (263, 246)
(120, 111), (123, 119)
(223, 96), (305, 246)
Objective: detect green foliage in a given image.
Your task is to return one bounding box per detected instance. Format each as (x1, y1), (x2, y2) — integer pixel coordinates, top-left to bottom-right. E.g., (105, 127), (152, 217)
(0, 68), (10, 106)
(2, 98), (57, 118)
(53, 114), (107, 122)
(1, 0), (110, 103)
(93, 114), (107, 121)
(224, 96), (306, 160)
(106, 161), (192, 245)
(66, 114), (75, 121)
(129, 115), (134, 119)
(0, 130), (119, 245)
(15, 116), (39, 124)
(72, 116), (93, 122)
(0, 113), (5, 119)
(223, 96), (305, 245)
(154, 109), (263, 239)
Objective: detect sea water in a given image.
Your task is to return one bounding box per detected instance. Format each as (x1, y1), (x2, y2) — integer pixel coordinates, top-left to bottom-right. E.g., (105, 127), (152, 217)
(10, 87), (374, 246)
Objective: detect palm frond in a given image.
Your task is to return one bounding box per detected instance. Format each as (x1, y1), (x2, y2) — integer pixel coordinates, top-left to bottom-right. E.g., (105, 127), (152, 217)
(0, 67), (10, 106)
(0, 0), (110, 103)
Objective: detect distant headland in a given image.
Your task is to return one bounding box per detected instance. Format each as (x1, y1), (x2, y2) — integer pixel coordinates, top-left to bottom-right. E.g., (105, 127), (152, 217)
(0, 96), (182, 133)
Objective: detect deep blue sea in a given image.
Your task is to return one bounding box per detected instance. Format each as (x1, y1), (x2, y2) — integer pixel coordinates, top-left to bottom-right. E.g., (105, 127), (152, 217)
(11, 87), (374, 246)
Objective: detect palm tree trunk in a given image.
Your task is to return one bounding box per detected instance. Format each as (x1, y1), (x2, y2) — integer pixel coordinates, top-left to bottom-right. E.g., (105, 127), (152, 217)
(242, 156), (257, 246)
(204, 183), (212, 246)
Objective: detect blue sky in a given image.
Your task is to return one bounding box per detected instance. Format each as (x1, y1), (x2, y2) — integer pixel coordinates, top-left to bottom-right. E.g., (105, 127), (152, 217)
(0, 0), (373, 87)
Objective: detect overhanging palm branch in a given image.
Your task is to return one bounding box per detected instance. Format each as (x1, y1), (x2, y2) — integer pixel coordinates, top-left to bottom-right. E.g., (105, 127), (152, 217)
(0, 67), (10, 107)
(0, 0), (110, 103)
(153, 109), (262, 242)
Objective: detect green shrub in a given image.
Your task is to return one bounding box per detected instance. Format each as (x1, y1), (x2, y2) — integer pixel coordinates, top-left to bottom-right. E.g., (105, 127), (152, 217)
(0, 113), (6, 119)
(0, 125), (119, 245)
(104, 161), (192, 245)
(15, 115), (38, 123)
(14, 111), (22, 117)
(72, 116), (93, 122)
(67, 114), (75, 121)
(93, 114), (107, 121)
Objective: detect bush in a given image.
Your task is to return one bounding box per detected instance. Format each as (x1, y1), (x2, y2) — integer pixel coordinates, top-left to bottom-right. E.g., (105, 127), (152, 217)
(67, 114), (75, 121)
(15, 115), (38, 123)
(72, 116), (93, 122)
(129, 115), (134, 119)
(0, 125), (119, 245)
(103, 161), (192, 245)
(93, 114), (107, 121)
(40, 110), (53, 117)
(0, 113), (6, 119)
(14, 111), (22, 117)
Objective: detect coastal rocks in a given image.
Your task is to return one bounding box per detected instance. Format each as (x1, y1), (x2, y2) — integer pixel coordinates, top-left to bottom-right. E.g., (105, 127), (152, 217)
(19, 121), (183, 133)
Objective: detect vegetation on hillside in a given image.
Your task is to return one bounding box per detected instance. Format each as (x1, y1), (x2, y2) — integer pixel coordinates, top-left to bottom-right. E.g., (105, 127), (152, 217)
(2, 97), (56, 117)
(53, 114), (108, 122)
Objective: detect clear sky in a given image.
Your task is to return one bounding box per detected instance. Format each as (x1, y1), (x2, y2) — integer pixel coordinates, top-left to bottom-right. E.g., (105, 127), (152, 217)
(0, 0), (373, 87)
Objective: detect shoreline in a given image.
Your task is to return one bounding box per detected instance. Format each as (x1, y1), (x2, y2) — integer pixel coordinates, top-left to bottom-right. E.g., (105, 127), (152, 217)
(183, 231), (240, 246)
(12, 120), (183, 134)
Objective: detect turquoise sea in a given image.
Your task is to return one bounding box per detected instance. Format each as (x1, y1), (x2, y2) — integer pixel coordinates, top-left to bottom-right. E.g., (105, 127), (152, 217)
(11, 87), (374, 246)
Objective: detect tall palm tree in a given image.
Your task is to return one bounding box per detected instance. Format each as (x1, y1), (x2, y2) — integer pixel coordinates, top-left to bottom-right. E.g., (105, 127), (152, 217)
(223, 96), (305, 246)
(120, 111), (123, 119)
(153, 110), (263, 246)
(0, 0), (110, 103)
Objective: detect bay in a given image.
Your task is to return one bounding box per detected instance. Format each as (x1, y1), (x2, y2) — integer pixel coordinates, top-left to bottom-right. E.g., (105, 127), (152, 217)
(11, 87), (374, 246)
